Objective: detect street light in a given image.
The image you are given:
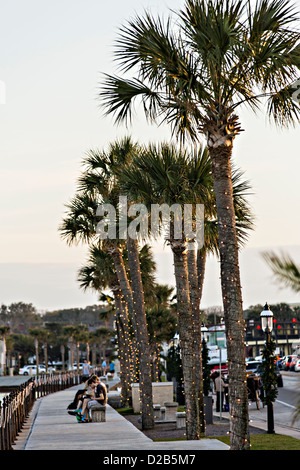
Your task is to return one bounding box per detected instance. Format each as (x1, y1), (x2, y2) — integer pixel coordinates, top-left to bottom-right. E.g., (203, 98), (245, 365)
(260, 303), (273, 337)
(260, 302), (275, 434)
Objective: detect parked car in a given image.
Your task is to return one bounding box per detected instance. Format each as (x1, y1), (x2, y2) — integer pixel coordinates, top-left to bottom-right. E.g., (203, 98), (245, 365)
(69, 363), (83, 371)
(282, 355), (298, 371)
(289, 356), (299, 371)
(245, 361), (262, 377)
(19, 365), (46, 375)
(256, 363), (283, 387)
(294, 359), (300, 372)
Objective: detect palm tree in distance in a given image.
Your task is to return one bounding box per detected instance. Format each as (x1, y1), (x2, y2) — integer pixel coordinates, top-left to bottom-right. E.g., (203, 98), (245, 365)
(99, 0), (299, 449)
(29, 327), (51, 374)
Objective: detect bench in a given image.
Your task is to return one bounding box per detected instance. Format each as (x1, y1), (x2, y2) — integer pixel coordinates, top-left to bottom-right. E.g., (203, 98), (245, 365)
(90, 404), (106, 422)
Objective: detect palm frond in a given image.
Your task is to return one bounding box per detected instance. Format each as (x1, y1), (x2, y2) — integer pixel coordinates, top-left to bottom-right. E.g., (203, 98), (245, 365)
(100, 74), (162, 125)
(263, 251), (300, 292)
(77, 243), (118, 293)
(58, 193), (99, 245)
(267, 86), (300, 126)
(99, 0), (300, 136)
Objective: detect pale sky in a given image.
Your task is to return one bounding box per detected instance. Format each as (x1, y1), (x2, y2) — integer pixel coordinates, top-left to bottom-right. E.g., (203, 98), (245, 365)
(0, 0), (299, 312)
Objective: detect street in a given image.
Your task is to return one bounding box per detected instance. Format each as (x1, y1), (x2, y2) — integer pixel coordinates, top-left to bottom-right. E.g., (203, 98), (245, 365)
(213, 371), (300, 438)
(248, 371), (300, 437)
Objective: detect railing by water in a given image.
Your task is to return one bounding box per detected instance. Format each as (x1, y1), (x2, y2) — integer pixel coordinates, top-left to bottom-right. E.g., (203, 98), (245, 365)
(0, 370), (89, 450)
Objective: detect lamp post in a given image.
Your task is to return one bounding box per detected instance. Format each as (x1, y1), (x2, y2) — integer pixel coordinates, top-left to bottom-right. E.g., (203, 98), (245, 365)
(260, 303), (275, 434)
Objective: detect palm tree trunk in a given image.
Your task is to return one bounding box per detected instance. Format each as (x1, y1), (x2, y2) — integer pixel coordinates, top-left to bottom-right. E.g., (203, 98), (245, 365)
(197, 248), (207, 303)
(113, 286), (131, 407)
(86, 342), (90, 365)
(187, 245), (205, 436)
(68, 337), (74, 371)
(209, 142), (250, 450)
(34, 339), (39, 375)
(171, 239), (200, 440)
(76, 342), (80, 374)
(44, 342), (48, 374)
(126, 237), (154, 430)
(107, 242), (139, 381)
(91, 344), (96, 367)
(60, 345), (65, 372)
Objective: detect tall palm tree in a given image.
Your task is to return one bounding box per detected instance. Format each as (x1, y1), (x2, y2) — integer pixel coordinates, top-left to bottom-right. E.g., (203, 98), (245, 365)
(118, 142), (215, 438)
(117, 141), (253, 437)
(119, 140), (252, 435)
(78, 139), (155, 429)
(99, 0), (299, 448)
(59, 138), (155, 429)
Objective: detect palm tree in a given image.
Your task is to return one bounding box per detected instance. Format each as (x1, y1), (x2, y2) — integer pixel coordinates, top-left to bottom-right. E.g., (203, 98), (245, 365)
(91, 327), (114, 367)
(79, 139), (155, 429)
(29, 328), (50, 374)
(44, 322), (68, 372)
(99, 0), (299, 448)
(62, 325), (77, 371)
(74, 325), (89, 373)
(118, 142), (215, 438)
(117, 140), (254, 437)
(59, 138), (155, 429)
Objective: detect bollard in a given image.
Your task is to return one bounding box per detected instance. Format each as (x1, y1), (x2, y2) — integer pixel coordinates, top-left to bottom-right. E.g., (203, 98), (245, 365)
(153, 404), (161, 420)
(176, 411), (186, 429)
(163, 402), (178, 421)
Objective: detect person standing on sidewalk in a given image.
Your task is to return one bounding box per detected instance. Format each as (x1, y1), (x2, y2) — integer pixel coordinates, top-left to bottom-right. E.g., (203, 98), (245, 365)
(82, 360), (92, 382)
(214, 372), (225, 412)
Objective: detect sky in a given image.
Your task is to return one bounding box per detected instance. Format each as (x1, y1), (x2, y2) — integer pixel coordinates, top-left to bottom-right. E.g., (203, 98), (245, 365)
(0, 0), (299, 312)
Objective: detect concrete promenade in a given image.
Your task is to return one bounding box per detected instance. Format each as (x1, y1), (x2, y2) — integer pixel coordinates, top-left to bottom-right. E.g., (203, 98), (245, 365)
(12, 383), (229, 451)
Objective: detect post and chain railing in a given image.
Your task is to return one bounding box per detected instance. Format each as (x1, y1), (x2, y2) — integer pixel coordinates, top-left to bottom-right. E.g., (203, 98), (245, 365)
(0, 370), (88, 450)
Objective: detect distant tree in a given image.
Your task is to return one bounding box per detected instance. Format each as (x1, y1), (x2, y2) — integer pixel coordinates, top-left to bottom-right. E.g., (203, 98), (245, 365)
(11, 334), (35, 367)
(245, 303), (297, 322)
(2, 302), (41, 333)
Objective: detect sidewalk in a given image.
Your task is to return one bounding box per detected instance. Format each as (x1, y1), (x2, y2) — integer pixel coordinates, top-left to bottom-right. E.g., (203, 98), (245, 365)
(13, 384), (229, 451)
(212, 399), (300, 440)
